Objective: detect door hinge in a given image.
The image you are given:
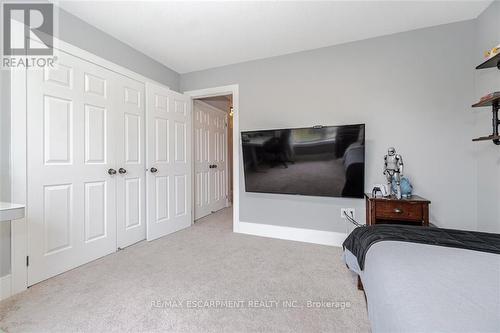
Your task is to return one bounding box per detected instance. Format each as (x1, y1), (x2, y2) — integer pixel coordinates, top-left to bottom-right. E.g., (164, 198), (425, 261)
(26, 256), (29, 267)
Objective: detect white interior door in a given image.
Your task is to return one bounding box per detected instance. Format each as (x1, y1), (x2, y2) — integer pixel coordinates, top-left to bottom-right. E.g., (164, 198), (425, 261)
(27, 51), (117, 285)
(146, 83), (192, 241)
(115, 76), (146, 248)
(194, 101), (227, 220)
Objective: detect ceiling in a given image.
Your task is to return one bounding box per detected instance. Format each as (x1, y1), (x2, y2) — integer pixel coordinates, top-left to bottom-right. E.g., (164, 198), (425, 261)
(56, 1), (492, 74)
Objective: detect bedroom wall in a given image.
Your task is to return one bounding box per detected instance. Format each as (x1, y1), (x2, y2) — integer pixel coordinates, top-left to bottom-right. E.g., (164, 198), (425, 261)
(181, 20), (478, 234)
(55, 7), (180, 91)
(473, 1), (500, 233)
(0, 4), (181, 278)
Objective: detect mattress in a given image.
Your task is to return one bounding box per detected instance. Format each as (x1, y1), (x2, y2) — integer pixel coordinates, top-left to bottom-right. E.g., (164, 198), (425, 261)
(343, 241), (500, 333)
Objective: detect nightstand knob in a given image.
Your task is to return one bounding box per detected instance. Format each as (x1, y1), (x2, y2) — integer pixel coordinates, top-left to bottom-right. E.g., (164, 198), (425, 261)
(394, 208), (403, 214)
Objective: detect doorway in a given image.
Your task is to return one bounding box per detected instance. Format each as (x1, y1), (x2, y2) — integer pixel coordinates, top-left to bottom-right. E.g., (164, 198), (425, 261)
(192, 95), (233, 220)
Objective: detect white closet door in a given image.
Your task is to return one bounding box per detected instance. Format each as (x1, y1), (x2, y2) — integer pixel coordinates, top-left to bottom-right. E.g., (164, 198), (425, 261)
(146, 83), (192, 241)
(194, 101), (227, 220)
(115, 76), (146, 248)
(27, 51), (117, 285)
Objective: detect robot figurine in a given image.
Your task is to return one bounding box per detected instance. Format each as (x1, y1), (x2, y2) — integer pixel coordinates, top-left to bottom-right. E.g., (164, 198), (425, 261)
(383, 147), (404, 199)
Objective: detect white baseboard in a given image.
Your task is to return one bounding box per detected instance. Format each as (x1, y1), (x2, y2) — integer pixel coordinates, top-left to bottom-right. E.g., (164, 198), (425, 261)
(0, 274), (12, 301)
(235, 221), (348, 247)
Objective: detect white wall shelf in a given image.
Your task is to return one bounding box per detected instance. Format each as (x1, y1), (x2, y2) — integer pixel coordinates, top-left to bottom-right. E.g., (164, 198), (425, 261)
(0, 202), (25, 222)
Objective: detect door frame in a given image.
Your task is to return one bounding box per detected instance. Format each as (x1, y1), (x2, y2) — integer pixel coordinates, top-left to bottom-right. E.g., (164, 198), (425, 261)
(184, 85), (239, 232)
(10, 35), (171, 297)
(192, 99), (230, 219)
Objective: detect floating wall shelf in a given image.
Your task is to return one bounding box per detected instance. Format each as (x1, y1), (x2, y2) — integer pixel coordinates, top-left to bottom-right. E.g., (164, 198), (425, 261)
(472, 94), (500, 146)
(472, 48), (500, 145)
(472, 134), (500, 142)
(476, 53), (500, 70)
(472, 93), (500, 108)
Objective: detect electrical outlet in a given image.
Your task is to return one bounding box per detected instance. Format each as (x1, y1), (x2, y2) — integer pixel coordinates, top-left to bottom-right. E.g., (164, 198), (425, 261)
(341, 208), (355, 219)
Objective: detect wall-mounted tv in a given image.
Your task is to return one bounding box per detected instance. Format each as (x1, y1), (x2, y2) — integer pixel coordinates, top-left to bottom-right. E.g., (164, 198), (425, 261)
(241, 124), (365, 198)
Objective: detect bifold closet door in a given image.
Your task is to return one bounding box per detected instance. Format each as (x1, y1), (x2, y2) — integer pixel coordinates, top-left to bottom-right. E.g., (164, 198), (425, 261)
(193, 101), (227, 220)
(146, 83), (192, 241)
(114, 76), (146, 248)
(27, 51), (117, 285)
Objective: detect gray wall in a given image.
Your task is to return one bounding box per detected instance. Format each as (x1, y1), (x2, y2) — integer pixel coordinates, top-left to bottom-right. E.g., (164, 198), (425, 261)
(55, 7), (180, 91)
(181, 20), (478, 234)
(474, 1), (500, 233)
(1, 4), (496, 278)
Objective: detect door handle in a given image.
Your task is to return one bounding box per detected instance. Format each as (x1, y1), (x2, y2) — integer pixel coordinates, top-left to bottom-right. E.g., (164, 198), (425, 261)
(118, 168), (127, 174)
(150, 167), (158, 173)
(108, 168), (117, 175)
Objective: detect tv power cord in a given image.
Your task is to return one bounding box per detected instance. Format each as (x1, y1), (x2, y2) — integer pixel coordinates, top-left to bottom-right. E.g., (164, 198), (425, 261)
(343, 211), (363, 227)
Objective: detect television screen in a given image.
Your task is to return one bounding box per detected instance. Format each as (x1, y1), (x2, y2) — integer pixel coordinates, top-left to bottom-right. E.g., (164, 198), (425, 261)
(241, 124), (365, 198)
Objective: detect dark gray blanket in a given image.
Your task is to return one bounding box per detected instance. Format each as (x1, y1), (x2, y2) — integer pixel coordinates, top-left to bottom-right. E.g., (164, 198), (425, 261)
(343, 224), (500, 270)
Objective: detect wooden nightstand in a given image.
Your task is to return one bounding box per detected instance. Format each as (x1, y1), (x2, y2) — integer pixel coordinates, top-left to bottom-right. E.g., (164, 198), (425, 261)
(365, 193), (431, 226)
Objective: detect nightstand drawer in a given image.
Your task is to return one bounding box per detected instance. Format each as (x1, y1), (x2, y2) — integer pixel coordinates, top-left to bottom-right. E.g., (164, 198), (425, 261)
(375, 201), (423, 221)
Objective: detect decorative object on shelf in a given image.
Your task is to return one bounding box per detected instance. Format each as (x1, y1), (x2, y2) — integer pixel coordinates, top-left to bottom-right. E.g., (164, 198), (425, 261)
(472, 91), (500, 146)
(479, 91), (500, 103)
(392, 176), (413, 198)
(484, 44), (500, 60)
(477, 43), (500, 70)
(371, 184), (388, 198)
(383, 147), (404, 199)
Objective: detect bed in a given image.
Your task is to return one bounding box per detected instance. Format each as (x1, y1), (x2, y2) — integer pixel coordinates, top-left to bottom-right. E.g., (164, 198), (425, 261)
(343, 225), (500, 333)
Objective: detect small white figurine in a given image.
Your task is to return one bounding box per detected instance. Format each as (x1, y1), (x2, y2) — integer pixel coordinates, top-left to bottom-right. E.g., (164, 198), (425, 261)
(383, 147), (404, 199)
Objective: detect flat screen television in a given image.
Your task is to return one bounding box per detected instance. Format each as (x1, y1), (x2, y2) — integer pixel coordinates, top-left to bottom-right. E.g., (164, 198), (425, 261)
(241, 124), (365, 198)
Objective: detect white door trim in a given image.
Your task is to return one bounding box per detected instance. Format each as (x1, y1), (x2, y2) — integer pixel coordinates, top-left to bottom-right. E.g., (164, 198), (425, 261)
(11, 67), (28, 296)
(10, 35), (171, 298)
(183, 85), (239, 232)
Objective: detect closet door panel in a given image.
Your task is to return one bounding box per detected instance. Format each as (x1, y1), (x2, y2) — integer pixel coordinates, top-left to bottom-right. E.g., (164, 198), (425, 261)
(84, 104), (107, 164)
(146, 83), (192, 241)
(115, 77), (146, 248)
(27, 51), (117, 286)
(84, 181), (108, 243)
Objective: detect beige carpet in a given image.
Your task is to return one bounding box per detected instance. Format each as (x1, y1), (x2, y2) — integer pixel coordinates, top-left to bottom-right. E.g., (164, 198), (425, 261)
(0, 208), (369, 333)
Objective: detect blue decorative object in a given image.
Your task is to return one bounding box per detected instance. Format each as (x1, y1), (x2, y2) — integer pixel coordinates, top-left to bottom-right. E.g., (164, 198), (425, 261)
(392, 177), (413, 198)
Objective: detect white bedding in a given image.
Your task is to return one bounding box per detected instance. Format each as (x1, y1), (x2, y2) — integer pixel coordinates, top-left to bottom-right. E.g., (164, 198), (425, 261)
(344, 241), (500, 333)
